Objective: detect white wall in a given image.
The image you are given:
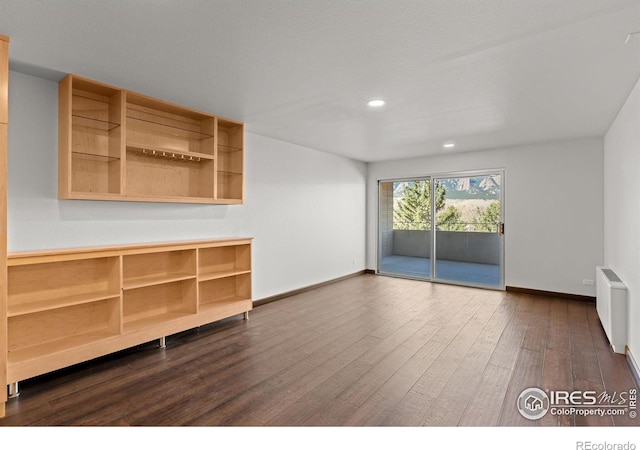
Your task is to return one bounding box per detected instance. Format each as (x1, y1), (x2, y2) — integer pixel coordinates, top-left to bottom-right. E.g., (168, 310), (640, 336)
(604, 75), (640, 371)
(6, 69), (608, 302)
(7, 71), (367, 300)
(367, 138), (604, 296)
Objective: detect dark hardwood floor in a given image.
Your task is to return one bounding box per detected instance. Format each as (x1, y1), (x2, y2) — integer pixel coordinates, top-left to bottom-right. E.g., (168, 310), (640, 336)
(1, 274), (638, 426)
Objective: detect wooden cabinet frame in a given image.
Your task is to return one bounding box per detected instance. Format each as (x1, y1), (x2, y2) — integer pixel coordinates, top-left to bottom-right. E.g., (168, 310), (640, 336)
(2, 238), (252, 414)
(58, 74), (244, 204)
(1, 33), (9, 419)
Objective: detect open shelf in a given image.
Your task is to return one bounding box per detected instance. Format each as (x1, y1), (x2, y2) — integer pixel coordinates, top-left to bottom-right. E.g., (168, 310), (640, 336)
(125, 151), (215, 200)
(217, 172), (243, 200)
(59, 74), (244, 204)
(126, 94), (215, 158)
(123, 249), (196, 288)
(217, 147), (243, 172)
(216, 119), (243, 201)
(60, 76), (124, 198)
(126, 115), (214, 142)
(8, 256), (120, 313)
(7, 298), (121, 363)
(199, 273), (251, 308)
(70, 151), (121, 195)
(7, 329), (118, 365)
(124, 95), (217, 201)
(199, 244), (251, 280)
(123, 279), (197, 331)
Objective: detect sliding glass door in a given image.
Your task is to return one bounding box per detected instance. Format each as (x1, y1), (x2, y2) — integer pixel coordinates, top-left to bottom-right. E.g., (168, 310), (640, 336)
(378, 171), (504, 289)
(378, 179), (432, 279)
(433, 173), (503, 288)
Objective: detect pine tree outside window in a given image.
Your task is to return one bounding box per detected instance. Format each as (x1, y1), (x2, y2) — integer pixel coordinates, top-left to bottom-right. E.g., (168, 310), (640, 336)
(392, 180), (445, 230)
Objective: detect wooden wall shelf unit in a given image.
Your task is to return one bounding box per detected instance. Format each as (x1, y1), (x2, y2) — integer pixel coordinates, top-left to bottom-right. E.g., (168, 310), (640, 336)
(58, 74), (244, 204)
(0, 33), (9, 419)
(2, 238), (252, 413)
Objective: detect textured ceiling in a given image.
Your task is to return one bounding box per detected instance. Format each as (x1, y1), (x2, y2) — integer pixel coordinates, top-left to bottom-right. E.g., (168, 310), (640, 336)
(1, 0), (639, 162)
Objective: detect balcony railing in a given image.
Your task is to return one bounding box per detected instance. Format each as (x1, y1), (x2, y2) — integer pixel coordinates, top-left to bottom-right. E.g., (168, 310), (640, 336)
(393, 222), (499, 232)
(388, 228), (501, 265)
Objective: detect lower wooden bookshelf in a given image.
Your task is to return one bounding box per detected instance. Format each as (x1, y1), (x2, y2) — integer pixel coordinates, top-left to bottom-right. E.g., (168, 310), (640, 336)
(3, 238), (253, 410)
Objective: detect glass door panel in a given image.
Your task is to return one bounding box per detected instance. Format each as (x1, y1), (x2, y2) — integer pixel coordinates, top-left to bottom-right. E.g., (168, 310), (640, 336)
(433, 173), (503, 288)
(378, 179), (431, 279)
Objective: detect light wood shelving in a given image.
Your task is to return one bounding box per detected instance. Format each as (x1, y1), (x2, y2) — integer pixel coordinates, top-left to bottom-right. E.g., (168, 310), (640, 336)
(216, 119), (244, 202)
(7, 256), (120, 317)
(122, 249), (196, 289)
(0, 33), (9, 418)
(59, 74), (244, 204)
(199, 244), (251, 314)
(3, 238), (252, 409)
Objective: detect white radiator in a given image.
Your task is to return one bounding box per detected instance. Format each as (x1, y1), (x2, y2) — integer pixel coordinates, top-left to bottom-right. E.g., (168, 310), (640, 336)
(596, 266), (627, 354)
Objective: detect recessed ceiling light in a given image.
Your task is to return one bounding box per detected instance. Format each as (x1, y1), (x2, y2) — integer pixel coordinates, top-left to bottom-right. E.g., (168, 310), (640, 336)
(443, 142), (456, 149)
(367, 99), (386, 108)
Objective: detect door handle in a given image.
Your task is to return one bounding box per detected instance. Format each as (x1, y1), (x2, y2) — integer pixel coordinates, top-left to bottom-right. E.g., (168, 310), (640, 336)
(498, 222), (504, 236)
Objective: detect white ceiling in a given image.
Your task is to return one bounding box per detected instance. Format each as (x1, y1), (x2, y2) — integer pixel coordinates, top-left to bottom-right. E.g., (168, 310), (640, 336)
(1, 1), (639, 162)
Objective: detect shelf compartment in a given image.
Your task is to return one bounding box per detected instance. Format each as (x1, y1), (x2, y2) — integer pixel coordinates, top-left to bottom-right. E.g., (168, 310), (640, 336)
(217, 119), (243, 148)
(126, 115), (214, 141)
(217, 146), (243, 174)
(126, 92), (215, 130)
(63, 76), (124, 196)
(123, 279), (197, 332)
(199, 244), (251, 280)
(7, 330), (117, 367)
(71, 151), (122, 195)
(126, 95), (215, 157)
(199, 273), (251, 308)
(123, 249), (196, 288)
(217, 171), (243, 201)
(125, 150), (215, 199)
(216, 119), (243, 202)
(71, 85), (122, 127)
(8, 256), (121, 314)
(7, 298), (120, 362)
(126, 117), (214, 157)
